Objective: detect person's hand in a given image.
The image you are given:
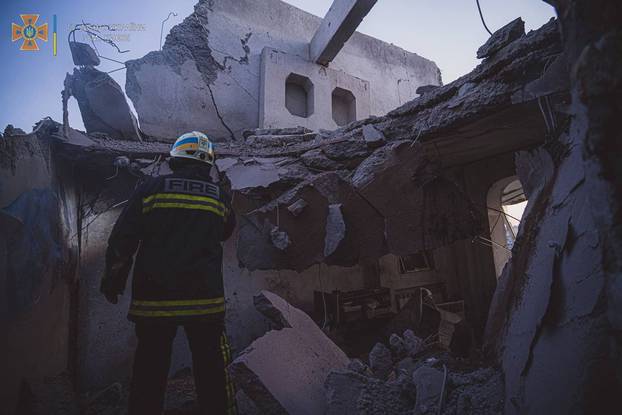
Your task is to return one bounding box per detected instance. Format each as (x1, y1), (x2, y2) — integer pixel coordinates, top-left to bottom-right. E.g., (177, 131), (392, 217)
(100, 277), (119, 304)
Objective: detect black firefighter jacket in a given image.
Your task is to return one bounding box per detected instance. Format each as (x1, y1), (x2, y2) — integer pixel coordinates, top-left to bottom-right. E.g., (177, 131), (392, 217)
(103, 165), (236, 323)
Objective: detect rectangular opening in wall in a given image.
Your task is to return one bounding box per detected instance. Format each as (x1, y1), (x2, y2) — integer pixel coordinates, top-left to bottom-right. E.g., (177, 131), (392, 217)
(398, 251), (433, 273)
(332, 87), (356, 126)
(285, 73), (314, 118)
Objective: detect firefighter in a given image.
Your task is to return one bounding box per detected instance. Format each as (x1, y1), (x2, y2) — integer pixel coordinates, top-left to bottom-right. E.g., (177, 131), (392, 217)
(100, 131), (237, 415)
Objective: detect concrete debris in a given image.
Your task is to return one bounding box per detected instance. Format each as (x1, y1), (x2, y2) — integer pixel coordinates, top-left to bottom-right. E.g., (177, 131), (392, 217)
(403, 330), (424, 357)
(3, 124), (27, 137)
(361, 124), (386, 148)
(325, 370), (416, 415)
(416, 84), (439, 95)
(443, 368), (504, 415)
(229, 291), (349, 415)
(246, 132), (318, 148)
(244, 126), (314, 139)
(412, 366), (445, 415)
(324, 204), (346, 257)
(64, 67), (141, 141)
(287, 198), (308, 216)
(69, 41), (101, 66)
(346, 359), (371, 375)
(368, 342), (393, 379)
(270, 226), (291, 250)
(476, 18), (525, 59)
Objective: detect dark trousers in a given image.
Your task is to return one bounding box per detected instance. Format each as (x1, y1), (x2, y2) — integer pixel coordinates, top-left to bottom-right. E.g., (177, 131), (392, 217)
(128, 321), (236, 415)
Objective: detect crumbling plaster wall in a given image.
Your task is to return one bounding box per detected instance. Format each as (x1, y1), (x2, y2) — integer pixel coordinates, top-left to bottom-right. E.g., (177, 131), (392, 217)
(0, 131), (79, 412)
(125, 0), (440, 141)
(485, 1), (622, 412)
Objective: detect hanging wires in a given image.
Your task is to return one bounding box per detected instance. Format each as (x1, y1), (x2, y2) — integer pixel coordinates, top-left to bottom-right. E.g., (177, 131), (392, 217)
(475, 0), (494, 36)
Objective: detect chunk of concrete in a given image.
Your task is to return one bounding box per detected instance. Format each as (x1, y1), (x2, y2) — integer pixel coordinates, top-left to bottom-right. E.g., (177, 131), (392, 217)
(65, 67), (141, 140)
(229, 291), (349, 415)
(69, 41), (100, 66)
(361, 124), (386, 148)
(477, 18), (525, 59)
(368, 342), (393, 379)
(324, 203), (346, 257)
(413, 366), (444, 414)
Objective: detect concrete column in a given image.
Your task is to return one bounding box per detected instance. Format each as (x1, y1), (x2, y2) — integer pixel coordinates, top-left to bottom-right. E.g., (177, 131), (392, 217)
(309, 0), (377, 66)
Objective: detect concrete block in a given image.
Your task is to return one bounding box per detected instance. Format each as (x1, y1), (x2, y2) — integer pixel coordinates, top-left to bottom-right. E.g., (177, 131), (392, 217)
(260, 47), (371, 131)
(229, 291), (349, 415)
(477, 18), (525, 59)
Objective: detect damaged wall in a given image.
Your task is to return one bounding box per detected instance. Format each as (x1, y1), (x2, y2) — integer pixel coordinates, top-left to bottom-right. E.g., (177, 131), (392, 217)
(125, 0), (441, 140)
(0, 127), (79, 412)
(485, 1), (622, 412)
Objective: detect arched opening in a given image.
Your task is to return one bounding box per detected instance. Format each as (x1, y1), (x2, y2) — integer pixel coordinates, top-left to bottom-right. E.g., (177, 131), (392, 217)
(486, 177), (527, 277)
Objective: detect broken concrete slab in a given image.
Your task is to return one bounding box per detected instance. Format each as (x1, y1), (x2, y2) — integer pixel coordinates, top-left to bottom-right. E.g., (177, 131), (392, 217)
(69, 41), (100, 66)
(64, 67), (141, 141)
(477, 18), (525, 59)
(229, 291), (349, 415)
(353, 141), (482, 256)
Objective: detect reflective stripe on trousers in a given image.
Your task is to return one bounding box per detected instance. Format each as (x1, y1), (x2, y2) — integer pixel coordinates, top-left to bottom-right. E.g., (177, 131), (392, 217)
(129, 297), (225, 318)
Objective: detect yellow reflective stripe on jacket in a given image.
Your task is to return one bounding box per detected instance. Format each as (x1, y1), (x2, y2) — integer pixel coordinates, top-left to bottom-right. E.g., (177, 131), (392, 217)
(128, 305), (225, 317)
(143, 193), (225, 209)
(132, 297), (224, 307)
(220, 333), (237, 415)
(143, 202), (225, 216)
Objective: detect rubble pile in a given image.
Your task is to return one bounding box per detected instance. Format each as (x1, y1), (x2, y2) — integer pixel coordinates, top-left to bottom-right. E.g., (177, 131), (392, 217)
(229, 290), (503, 415)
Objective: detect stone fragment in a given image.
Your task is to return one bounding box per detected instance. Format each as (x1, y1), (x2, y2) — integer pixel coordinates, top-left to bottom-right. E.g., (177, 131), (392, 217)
(403, 329), (424, 356)
(416, 84), (439, 95)
(287, 198), (308, 216)
(361, 124), (386, 148)
(368, 343), (393, 379)
(346, 359), (369, 374)
(389, 333), (406, 356)
(69, 41), (100, 66)
(300, 149), (344, 171)
(413, 366), (444, 415)
(270, 226), (290, 250)
(65, 67), (141, 140)
(224, 159), (283, 190)
(477, 17), (525, 59)
(230, 291), (349, 415)
(324, 204), (345, 257)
